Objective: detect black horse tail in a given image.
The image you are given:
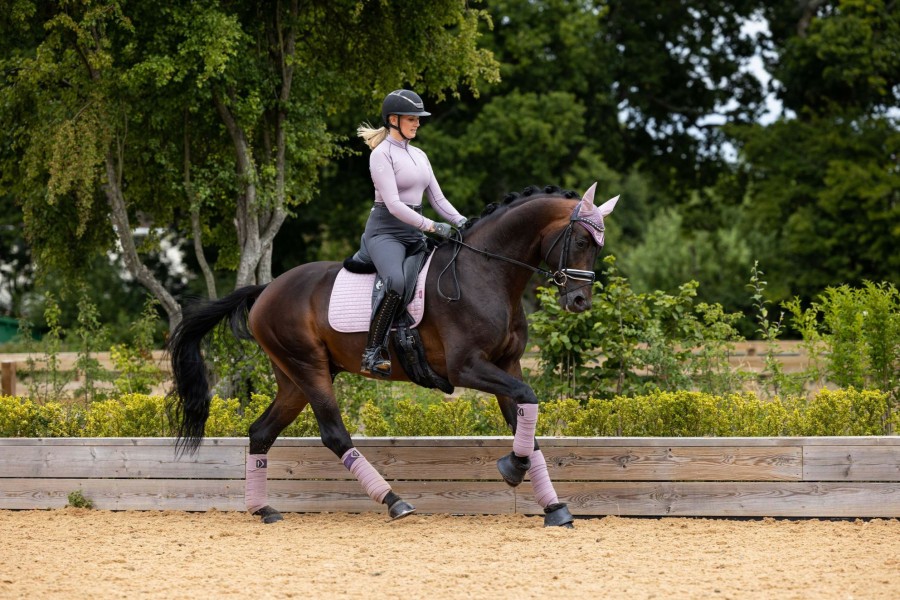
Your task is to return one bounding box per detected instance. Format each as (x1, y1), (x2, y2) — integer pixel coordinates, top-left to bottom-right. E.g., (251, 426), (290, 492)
(167, 285), (267, 456)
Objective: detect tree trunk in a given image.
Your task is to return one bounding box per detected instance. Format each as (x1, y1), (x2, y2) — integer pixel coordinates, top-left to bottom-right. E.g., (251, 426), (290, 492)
(257, 241), (273, 285)
(184, 116), (218, 300)
(212, 1), (296, 291)
(213, 91), (263, 288)
(796, 0), (827, 37)
(191, 208), (218, 300)
(103, 155), (182, 331)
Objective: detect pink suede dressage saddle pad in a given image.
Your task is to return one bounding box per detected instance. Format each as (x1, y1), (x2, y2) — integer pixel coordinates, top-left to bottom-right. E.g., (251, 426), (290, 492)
(328, 252), (435, 333)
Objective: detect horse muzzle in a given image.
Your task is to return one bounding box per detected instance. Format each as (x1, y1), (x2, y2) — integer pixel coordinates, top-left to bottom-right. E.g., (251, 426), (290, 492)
(554, 269), (595, 313)
(560, 292), (591, 313)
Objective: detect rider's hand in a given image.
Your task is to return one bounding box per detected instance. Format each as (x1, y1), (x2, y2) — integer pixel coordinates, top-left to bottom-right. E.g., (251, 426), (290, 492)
(455, 216), (468, 228)
(431, 222), (453, 238)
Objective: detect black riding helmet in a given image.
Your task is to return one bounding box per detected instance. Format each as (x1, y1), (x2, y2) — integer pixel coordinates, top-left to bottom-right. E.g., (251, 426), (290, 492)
(381, 90), (431, 138)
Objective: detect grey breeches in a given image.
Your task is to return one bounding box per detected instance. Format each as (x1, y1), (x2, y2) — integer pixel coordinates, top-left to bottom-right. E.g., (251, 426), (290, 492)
(362, 204), (425, 296)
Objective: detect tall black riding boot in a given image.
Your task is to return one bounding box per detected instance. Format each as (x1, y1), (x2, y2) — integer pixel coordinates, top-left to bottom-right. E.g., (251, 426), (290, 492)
(360, 290), (403, 377)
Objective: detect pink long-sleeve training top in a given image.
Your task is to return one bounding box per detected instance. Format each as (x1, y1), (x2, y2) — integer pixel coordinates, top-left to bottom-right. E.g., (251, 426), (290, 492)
(369, 136), (464, 231)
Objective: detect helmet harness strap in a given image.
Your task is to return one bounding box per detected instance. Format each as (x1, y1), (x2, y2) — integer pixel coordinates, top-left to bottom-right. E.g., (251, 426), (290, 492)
(387, 115), (413, 141)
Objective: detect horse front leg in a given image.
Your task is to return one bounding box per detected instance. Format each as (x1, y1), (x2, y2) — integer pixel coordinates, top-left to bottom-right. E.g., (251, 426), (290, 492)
(466, 361), (574, 528)
(495, 394), (573, 527)
(453, 359), (539, 483)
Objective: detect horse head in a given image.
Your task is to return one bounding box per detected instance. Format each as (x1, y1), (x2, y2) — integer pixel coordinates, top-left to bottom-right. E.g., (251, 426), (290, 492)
(544, 182), (618, 313)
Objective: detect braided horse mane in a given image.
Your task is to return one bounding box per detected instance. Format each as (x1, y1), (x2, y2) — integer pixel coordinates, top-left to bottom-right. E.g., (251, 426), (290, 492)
(459, 185), (581, 237)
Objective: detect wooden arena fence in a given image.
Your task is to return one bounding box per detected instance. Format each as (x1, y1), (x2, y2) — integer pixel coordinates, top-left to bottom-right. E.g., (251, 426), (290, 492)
(1, 436), (898, 517)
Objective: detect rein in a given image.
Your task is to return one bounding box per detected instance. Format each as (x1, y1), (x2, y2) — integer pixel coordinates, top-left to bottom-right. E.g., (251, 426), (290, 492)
(436, 202), (601, 302)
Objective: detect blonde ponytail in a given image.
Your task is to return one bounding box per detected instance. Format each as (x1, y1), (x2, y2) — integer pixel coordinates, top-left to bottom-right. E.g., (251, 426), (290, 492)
(357, 123), (389, 150)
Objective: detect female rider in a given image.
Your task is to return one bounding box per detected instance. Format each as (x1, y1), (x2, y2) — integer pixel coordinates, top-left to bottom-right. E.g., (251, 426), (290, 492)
(356, 89), (467, 376)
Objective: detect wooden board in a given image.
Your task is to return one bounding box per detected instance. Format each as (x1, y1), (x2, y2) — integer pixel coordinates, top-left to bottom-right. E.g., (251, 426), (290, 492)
(3, 479), (897, 517)
(0, 478), (245, 511)
(1, 437), (898, 517)
(268, 480), (516, 515)
(803, 445), (900, 481)
(0, 478), (513, 514)
(524, 481), (900, 518)
(0, 443), (244, 479)
(265, 444), (803, 482)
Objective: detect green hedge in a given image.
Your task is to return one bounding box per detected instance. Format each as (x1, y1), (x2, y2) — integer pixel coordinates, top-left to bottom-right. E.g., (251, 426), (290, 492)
(0, 393), (325, 438)
(0, 388), (895, 438)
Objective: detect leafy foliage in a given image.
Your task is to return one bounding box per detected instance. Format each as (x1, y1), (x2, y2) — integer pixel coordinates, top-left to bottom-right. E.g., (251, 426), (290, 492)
(528, 258), (899, 425)
(528, 255), (746, 399)
(109, 298), (166, 396)
(2, 388), (894, 438)
(21, 294), (69, 403)
(66, 490), (93, 509)
(789, 281), (900, 404)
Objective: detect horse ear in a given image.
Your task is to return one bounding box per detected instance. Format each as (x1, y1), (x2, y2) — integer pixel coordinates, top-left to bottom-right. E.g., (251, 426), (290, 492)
(581, 182), (598, 209)
(598, 195), (619, 217)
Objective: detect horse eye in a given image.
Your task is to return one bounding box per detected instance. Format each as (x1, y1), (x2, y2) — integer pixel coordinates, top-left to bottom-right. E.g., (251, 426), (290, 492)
(575, 238), (588, 249)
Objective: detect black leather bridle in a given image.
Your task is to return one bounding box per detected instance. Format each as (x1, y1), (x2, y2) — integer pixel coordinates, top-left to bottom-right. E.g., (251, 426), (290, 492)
(543, 202), (603, 287)
(436, 202), (603, 302)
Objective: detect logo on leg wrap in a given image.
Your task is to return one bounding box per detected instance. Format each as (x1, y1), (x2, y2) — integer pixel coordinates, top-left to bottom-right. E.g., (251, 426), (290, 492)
(342, 449), (361, 469)
(517, 407), (524, 416)
(255, 458), (267, 469)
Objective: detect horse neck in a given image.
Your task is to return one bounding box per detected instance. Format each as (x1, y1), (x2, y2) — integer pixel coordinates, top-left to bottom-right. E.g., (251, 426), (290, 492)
(467, 197), (575, 292)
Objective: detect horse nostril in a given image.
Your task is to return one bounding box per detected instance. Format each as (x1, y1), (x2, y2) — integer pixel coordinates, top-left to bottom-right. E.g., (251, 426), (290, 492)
(573, 295), (586, 309)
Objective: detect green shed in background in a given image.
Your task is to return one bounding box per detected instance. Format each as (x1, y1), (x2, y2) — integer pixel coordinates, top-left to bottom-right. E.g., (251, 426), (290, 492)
(0, 317), (21, 343)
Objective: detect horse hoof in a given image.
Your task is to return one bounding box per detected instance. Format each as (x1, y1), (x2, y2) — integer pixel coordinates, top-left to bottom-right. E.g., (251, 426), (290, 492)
(543, 503), (574, 528)
(497, 452), (530, 487)
(253, 505), (284, 524)
(388, 499), (416, 521)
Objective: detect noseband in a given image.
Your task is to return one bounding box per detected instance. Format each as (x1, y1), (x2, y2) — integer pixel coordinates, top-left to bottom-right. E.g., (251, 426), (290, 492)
(545, 202), (602, 287)
(437, 202), (602, 302)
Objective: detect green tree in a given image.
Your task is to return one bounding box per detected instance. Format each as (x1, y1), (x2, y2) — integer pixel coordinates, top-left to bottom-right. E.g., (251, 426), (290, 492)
(467, 0), (766, 200)
(1, 0), (499, 329)
(724, 0), (900, 304)
(616, 204), (754, 320)
(732, 115), (899, 302)
(763, 0), (900, 117)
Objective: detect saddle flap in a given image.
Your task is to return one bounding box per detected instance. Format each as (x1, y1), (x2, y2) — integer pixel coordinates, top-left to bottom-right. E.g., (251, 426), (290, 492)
(328, 251), (435, 333)
(371, 250), (429, 310)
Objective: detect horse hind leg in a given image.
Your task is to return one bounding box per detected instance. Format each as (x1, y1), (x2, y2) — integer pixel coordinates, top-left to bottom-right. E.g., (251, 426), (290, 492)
(312, 393), (415, 520)
(246, 364), (309, 524)
(279, 357), (415, 521)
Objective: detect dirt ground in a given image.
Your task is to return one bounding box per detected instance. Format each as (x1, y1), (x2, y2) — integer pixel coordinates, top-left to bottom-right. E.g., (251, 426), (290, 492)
(1, 510), (897, 599)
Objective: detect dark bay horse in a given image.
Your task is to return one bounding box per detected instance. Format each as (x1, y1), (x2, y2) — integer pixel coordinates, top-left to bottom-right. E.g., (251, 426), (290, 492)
(168, 183), (618, 527)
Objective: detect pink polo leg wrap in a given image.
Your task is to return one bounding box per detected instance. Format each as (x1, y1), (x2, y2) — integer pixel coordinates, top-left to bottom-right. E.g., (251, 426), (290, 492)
(245, 453), (269, 514)
(342, 448), (391, 504)
(513, 403), (539, 457)
(528, 450), (560, 508)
